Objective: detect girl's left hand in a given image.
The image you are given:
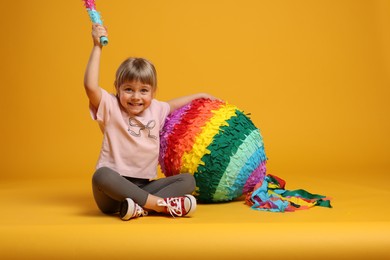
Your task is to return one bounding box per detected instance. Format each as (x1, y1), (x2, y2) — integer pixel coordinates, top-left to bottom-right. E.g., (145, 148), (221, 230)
(198, 93), (222, 101)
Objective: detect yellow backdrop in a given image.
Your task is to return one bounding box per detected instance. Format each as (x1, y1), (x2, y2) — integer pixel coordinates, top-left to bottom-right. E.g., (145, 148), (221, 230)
(0, 0), (389, 182)
(1, 1), (390, 259)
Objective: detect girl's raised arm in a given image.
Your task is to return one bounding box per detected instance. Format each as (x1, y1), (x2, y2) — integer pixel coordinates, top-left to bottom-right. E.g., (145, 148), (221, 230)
(84, 24), (107, 109)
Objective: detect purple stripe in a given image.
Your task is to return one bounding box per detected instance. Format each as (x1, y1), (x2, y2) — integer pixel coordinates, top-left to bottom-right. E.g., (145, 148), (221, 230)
(242, 161), (267, 194)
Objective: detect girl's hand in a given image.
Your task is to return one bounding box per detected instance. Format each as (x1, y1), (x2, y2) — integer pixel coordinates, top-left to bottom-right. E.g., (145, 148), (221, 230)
(167, 93), (222, 113)
(198, 93), (222, 101)
(91, 23), (108, 47)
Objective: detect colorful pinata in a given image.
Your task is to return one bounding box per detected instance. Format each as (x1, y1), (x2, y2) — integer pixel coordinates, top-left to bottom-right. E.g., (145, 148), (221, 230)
(159, 98), (332, 211)
(159, 98), (267, 203)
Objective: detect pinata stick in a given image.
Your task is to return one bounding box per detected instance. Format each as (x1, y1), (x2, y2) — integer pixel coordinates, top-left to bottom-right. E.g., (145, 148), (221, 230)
(83, 0), (108, 46)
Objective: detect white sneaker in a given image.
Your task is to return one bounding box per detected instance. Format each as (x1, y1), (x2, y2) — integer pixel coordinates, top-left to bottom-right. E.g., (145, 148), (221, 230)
(120, 198), (148, 220)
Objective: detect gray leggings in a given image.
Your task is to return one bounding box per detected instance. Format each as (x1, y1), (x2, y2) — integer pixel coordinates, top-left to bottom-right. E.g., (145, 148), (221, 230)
(92, 167), (196, 214)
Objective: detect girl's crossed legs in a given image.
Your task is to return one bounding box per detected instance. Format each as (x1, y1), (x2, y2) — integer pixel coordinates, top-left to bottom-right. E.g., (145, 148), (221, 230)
(92, 167), (196, 214)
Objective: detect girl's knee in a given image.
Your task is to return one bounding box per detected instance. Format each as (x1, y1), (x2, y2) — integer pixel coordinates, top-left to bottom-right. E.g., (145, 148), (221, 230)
(92, 167), (114, 186)
(181, 173), (196, 191)
(92, 167), (121, 214)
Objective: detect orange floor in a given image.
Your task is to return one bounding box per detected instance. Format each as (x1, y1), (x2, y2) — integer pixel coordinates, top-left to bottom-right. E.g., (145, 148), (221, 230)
(1, 170), (389, 260)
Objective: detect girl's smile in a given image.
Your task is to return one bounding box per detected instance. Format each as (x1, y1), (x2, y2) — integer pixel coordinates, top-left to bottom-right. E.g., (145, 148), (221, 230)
(118, 81), (155, 116)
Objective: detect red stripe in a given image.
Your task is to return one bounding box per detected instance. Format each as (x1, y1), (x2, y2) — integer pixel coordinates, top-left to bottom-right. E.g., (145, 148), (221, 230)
(163, 99), (224, 175)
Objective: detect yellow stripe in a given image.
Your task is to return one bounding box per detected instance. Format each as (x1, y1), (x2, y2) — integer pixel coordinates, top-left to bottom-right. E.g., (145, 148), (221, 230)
(181, 103), (239, 173)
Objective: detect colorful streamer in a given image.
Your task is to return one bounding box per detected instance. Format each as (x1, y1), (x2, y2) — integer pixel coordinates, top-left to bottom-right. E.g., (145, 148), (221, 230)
(83, 0), (108, 46)
(245, 174), (332, 212)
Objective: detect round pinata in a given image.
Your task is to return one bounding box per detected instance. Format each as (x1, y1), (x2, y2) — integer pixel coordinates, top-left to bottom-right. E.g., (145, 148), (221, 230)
(159, 98), (267, 203)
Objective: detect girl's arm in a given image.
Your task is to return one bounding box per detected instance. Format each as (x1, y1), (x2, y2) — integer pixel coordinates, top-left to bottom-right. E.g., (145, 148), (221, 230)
(83, 24), (107, 110)
(167, 93), (219, 113)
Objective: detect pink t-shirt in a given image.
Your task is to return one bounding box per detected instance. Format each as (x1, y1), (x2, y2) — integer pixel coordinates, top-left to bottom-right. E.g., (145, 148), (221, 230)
(90, 88), (170, 179)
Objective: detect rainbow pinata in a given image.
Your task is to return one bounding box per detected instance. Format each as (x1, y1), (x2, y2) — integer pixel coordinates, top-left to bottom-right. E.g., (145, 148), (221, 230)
(159, 98), (267, 203)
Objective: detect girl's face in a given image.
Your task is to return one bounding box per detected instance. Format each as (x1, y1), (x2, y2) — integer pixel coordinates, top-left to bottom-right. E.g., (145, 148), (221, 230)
(117, 81), (155, 116)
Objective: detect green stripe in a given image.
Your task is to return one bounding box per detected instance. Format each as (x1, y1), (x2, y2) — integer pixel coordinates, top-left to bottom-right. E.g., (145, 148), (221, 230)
(194, 110), (257, 202)
(212, 129), (263, 201)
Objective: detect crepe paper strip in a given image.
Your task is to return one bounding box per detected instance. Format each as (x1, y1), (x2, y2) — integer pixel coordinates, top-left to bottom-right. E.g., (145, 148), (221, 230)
(212, 130), (265, 201)
(196, 112), (259, 202)
(162, 99), (224, 176)
(82, 0), (108, 46)
(243, 161), (267, 194)
(161, 99), (223, 175)
(245, 174), (332, 212)
(159, 104), (191, 174)
(83, 0), (96, 9)
(181, 103), (238, 174)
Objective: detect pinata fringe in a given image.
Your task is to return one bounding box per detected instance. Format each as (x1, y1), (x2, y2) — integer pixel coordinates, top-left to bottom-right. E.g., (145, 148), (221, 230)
(245, 174), (332, 212)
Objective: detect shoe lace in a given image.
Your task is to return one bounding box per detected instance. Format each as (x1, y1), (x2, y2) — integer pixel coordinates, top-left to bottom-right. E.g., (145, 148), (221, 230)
(157, 197), (184, 217)
(134, 204), (148, 218)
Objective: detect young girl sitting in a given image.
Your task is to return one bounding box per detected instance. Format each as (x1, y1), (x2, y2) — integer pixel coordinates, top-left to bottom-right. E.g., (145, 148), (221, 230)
(84, 24), (216, 220)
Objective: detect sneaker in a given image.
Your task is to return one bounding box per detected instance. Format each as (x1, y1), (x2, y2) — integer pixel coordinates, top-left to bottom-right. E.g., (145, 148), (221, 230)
(157, 194), (197, 217)
(120, 198), (148, 220)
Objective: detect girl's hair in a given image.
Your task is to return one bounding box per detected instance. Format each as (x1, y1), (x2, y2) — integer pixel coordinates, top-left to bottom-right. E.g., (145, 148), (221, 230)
(114, 57), (157, 91)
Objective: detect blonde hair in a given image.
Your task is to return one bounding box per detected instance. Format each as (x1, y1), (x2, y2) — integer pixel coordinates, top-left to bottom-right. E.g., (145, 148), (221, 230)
(114, 57), (157, 91)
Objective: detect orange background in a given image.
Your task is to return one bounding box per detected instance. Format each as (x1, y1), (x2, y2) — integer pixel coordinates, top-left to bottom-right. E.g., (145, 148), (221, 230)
(1, 0), (389, 182)
(0, 1), (390, 259)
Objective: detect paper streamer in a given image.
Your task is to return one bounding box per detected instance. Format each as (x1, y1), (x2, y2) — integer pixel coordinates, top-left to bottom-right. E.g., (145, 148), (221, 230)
(83, 0), (108, 46)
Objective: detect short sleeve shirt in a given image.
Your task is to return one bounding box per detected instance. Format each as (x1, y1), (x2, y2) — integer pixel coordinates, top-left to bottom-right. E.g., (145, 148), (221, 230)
(90, 88), (170, 179)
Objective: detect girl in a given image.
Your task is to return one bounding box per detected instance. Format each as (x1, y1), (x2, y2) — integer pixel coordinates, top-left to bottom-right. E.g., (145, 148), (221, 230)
(84, 24), (216, 220)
